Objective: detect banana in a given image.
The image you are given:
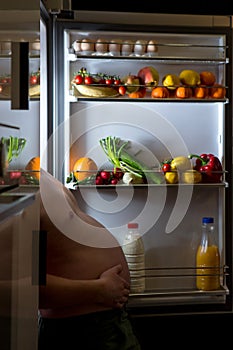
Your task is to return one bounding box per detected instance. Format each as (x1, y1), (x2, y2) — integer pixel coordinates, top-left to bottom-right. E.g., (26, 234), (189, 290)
(72, 82), (119, 97)
(29, 84), (40, 97)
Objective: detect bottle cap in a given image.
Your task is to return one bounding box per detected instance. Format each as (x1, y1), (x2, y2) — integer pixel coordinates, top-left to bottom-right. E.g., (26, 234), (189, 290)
(202, 217), (214, 224)
(128, 223), (138, 229)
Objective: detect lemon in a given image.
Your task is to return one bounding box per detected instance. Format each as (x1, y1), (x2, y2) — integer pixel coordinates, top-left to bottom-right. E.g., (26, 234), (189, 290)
(182, 170), (202, 184)
(162, 74), (180, 90)
(170, 156), (191, 172)
(179, 70), (201, 86)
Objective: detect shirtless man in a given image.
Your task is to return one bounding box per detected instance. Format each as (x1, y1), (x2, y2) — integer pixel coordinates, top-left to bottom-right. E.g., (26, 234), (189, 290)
(38, 170), (141, 349)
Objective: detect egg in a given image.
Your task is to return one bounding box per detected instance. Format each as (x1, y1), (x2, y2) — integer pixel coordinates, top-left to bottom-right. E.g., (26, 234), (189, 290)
(147, 40), (158, 55)
(29, 40), (40, 55)
(81, 38), (94, 53)
(72, 39), (82, 53)
(121, 40), (134, 56)
(1, 42), (11, 55)
(109, 39), (122, 55)
(134, 40), (147, 55)
(95, 38), (108, 53)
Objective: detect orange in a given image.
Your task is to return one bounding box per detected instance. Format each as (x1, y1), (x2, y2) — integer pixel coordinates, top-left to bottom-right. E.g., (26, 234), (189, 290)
(193, 86), (209, 99)
(128, 87), (146, 98)
(25, 156), (40, 179)
(209, 84), (226, 99)
(151, 87), (169, 98)
(200, 71), (216, 86)
(73, 157), (98, 181)
(175, 86), (192, 99)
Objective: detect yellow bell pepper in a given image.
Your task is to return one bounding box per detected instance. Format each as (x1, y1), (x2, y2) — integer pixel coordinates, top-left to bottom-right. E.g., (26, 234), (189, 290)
(165, 171), (178, 184)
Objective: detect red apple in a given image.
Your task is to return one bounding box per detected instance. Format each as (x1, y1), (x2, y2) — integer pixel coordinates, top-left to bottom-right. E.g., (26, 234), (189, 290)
(137, 66), (159, 90)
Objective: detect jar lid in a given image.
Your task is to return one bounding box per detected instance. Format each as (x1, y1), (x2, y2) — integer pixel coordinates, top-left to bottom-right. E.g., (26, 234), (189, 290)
(202, 217), (214, 224)
(128, 223), (138, 229)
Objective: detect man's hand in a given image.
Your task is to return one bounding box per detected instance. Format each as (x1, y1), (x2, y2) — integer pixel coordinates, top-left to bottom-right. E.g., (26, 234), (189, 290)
(98, 264), (130, 308)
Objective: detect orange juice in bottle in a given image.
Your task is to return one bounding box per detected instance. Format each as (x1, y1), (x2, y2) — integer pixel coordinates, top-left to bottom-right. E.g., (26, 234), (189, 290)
(196, 217), (220, 291)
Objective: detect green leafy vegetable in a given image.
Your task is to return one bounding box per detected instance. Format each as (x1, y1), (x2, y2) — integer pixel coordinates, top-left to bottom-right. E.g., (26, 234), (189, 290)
(99, 136), (164, 184)
(1, 136), (26, 162)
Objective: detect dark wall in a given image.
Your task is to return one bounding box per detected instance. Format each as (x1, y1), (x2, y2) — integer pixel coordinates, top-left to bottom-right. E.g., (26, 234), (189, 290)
(71, 1), (231, 15)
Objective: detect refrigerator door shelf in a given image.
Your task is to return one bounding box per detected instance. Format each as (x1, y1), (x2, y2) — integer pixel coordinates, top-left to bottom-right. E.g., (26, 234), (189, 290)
(128, 286), (229, 308)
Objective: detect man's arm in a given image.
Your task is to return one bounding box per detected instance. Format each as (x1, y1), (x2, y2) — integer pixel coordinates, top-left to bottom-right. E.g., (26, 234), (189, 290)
(39, 264), (130, 310)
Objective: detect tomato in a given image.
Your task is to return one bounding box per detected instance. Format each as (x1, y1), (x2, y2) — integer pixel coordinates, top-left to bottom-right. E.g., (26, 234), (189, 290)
(98, 78), (106, 85)
(114, 79), (121, 86)
(30, 75), (38, 85)
(84, 76), (93, 85)
(0, 78), (7, 84)
(162, 163), (171, 173)
(118, 86), (126, 95)
(74, 74), (83, 84)
(105, 78), (114, 85)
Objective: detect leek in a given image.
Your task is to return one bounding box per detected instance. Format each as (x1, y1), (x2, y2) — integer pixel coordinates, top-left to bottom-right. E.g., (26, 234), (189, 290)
(99, 136), (164, 184)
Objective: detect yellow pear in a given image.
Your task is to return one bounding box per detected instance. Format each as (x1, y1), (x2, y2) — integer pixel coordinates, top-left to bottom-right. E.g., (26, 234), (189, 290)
(162, 74), (180, 90)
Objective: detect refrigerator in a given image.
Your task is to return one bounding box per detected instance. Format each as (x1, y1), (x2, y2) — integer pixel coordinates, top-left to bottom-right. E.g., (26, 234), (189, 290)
(45, 7), (233, 336)
(0, 2), (45, 349)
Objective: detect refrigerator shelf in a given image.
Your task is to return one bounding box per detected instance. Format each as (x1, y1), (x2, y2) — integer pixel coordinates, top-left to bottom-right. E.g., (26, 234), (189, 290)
(69, 182), (228, 189)
(69, 95), (229, 104)
(69, 54), (229, 65)
(127, 286), (229, 308)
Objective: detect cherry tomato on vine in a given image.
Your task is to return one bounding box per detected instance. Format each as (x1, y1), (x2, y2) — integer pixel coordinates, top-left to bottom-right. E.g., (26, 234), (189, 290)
(105, 78), (114, 85)
(30, 75), (38, 85)
(114, 79), (121, 85)
(74, 74), (83, 84)
(162, 163), (171, 173)
(98, 78), (106, 85)
(84, 76), (93, 85)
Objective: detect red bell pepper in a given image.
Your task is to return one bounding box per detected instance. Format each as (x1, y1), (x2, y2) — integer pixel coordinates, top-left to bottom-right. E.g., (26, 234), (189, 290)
(188, 153), (223, 183)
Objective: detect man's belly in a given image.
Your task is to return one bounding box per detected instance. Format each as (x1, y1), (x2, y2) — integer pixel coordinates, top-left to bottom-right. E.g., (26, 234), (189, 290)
(39, 238), (130, 318)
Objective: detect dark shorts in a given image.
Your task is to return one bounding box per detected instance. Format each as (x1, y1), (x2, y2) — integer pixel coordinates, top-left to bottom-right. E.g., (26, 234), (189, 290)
(38, 308), (141, 350)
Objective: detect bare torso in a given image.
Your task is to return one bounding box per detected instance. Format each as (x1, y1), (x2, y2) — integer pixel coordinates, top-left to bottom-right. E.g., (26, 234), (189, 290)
(39, 176), (129, 318)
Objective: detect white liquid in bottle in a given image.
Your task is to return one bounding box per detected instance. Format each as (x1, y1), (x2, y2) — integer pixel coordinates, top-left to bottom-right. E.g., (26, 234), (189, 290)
(123, 223), (145, 293)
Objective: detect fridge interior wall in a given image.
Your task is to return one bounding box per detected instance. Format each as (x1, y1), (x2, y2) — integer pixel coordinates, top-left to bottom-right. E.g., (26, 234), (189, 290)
(69, 101), (226, 296)
(57, 22), (231, 308)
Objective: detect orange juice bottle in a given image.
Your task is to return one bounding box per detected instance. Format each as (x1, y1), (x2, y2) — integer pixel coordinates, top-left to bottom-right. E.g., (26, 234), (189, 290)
(196, 217), (220, 291)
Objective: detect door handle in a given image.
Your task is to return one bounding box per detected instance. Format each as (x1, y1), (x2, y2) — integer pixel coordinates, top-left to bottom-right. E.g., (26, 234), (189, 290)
(11, 42), (29, 110)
